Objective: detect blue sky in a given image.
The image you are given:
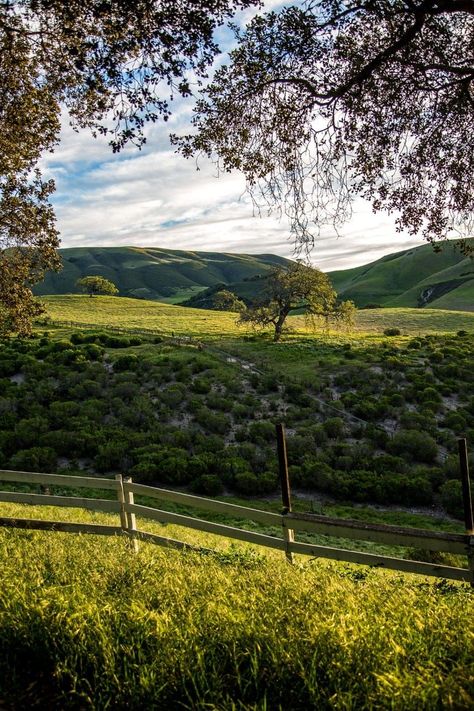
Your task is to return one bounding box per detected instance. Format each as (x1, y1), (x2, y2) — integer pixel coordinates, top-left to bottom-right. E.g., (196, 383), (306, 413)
(41, 1), (427, 272)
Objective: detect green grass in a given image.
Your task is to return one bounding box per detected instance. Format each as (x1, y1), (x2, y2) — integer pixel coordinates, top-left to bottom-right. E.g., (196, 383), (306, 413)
(0, 502), (473, 709)
(41, 295), (474, 341)
(42, 294), (245, 338)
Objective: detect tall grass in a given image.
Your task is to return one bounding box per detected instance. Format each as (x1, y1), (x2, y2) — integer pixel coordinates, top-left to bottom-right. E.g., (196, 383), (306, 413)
(0, 517), (472, 709)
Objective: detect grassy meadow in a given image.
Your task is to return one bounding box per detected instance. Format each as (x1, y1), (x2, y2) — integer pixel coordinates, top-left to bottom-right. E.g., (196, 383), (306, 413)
(41, 295), (474, 339)
(0, 503), (473, 709)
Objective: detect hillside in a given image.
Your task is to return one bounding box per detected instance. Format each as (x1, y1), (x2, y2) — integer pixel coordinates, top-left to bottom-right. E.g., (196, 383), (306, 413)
(328, 238), (474, 310)
(33, 246), (291, 303)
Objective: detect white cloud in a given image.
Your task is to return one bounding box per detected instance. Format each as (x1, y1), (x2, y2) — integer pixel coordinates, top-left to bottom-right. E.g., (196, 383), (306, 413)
(43, 118), (425, 271)
(39, 2), (427, 276)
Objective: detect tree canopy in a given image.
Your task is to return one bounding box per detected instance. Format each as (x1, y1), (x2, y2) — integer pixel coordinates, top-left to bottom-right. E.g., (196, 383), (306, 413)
(177, 0), (474, 250)
(238, 263), (355, 341)
(76, 276), (119, 297)
(0, 0), (259, 333)
(213, 289), (247, 312)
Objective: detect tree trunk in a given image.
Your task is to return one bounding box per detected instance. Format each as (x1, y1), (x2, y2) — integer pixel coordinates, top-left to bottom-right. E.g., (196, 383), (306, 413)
(273, 311), (288, 341)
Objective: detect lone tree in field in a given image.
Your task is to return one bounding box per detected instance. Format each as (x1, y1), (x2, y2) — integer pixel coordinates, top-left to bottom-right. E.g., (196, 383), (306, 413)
(76, 276), (118, 298)
(177, 1), (474, 250)
(0, 0), (259, 333)
(238, 263), (355, 341)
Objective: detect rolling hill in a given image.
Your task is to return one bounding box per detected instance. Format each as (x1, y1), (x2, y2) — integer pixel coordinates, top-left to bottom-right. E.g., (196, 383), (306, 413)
(33, 246), (291, 302)
(328, 238), (474, 310)
(34, 239), (474, 312)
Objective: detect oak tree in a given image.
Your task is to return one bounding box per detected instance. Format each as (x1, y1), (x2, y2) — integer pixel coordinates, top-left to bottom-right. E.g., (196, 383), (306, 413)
(213, 289), (246, 311)
(76, 276), (119, 297)
(178, 1), (474, 250)
(0, 0), (259, 333)
(238, 262), (355, 341)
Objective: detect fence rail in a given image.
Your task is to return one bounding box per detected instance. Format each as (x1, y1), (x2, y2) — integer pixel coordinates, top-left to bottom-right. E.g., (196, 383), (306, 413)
(0, 469), (472, 584)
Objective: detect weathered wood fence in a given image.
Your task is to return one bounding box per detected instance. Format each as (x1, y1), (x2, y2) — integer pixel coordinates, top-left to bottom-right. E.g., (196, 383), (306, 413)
(0, 467), (473, 584)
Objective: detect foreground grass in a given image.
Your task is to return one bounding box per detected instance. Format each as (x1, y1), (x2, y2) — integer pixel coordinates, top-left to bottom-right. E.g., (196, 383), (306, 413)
(41, 295), (474, 340)
(0, 505), (473, 709)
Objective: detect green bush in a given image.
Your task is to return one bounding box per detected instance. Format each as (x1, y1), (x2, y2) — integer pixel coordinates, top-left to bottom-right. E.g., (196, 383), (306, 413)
(234, 470), (259, 495)
(113, 354), (139, 372)
(323, 417), (345, 439)
(440, 479), (464, 519)
(191, 474), (224, 496)
(389, 430), (438, 464)
(248, 421), (275, 444)
(9, 446), (57, 472)
(104, 335), (131, 348)
(191, 378), (212, 394)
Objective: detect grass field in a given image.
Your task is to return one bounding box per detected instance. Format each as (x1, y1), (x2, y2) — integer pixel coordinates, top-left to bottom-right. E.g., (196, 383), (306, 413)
(41, 295), (474, 340)
(0, 502), (473, 709)
(2, 292), (473, 708)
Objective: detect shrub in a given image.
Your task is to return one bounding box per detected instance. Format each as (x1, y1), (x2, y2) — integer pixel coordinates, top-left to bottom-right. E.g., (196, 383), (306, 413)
(440, 479), (464, 518)
(95, 440), (133, 473)
(160, 384), (186, 407)
(389, 393), (404, 407)
(104, 336), (131, 348)
(113, 354), (139, 372)
(383, 328), (401, 336)
(257, 471), (278, 494)
(389, 430), (438, 463)
(234, 470), (259, 495)
(442, 412), (467, 434)
(323, 417), (345, 439)
(82, 344), (104, 361)
(191, 378), (212, 394)
(248, 421), (275, 444)
(191, 474), (224, 496)
(194, 408), (230, 435)
(51, 339), (74, 352)
(372, 454), (407, 475)
(9, 446), (57, 472)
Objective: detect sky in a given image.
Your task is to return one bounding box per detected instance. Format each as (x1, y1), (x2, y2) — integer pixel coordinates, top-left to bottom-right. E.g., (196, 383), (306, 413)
(41, 1), (427, 273)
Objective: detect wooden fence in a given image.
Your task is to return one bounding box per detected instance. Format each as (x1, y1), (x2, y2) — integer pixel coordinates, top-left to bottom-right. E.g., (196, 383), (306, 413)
(0, 468), (473, 584)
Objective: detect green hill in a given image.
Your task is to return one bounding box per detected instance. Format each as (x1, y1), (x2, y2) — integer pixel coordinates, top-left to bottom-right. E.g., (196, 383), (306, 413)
(33, 247), (291, 303)
(34, 240), (474, 312)
(328, 239), (474, 310)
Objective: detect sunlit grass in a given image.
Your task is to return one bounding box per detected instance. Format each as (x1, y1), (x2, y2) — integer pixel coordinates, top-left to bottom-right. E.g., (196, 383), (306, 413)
(41, 295), (474, 342)
(0, 500), (472, 709)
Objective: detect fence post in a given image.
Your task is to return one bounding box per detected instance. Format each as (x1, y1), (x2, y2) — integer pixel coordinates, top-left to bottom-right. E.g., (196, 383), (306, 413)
(276, 423), (294, 563)
(458, 439), (474, 585)
(123, 476), (139, 553)
(115, 474), (128, 533)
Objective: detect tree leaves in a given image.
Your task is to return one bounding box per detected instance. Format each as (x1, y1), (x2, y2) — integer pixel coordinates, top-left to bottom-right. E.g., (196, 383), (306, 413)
(177, 1), (474, 249)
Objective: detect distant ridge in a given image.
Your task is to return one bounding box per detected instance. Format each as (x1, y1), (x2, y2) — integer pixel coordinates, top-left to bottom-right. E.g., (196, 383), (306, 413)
(33, 246), (292, 304)
(328, 239), (474, 312)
